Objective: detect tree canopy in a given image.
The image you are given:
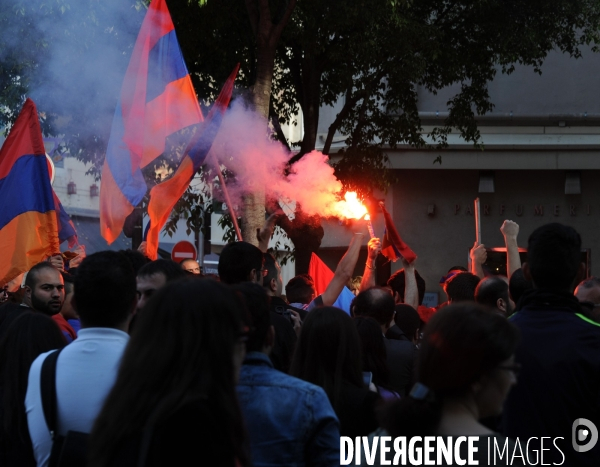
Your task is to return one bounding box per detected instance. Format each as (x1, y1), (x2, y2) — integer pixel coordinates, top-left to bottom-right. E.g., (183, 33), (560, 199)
(170, 0), (600, 268)
(1, 0), (599, 268)
(0, 0), (142, 172)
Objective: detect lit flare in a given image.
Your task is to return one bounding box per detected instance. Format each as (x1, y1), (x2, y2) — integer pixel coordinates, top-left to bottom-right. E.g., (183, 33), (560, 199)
(333, 192), (368, 220)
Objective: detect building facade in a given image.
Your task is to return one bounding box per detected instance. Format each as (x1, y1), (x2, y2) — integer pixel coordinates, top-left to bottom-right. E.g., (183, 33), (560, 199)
(316, 47), (600, 301)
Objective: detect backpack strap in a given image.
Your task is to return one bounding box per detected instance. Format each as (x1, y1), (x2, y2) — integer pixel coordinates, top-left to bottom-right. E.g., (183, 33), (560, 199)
(40, 349), (62, 440)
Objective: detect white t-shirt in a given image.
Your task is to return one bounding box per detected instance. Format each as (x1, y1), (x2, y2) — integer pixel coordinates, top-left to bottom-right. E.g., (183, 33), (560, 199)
(25, 327), (129, 467)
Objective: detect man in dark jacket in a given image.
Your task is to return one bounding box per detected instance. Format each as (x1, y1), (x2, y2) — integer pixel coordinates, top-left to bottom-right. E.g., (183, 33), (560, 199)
(262, 252), (301, 373)
(503, 223), (600, 466)
(352, 287), (416, 396)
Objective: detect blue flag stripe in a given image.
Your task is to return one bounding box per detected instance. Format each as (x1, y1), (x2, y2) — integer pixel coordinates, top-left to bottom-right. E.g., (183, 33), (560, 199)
(105, 102), (148, 207)
(146, 30), (189, 103)
(0, 155), (55, 230)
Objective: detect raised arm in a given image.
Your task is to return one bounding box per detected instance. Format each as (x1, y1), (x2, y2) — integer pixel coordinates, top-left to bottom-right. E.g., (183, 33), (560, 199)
(322, 233), (364, 306)
(257, 211), (282, 253)
(501, 219), (521, 278)
(470, 242), (487, 279)
(403, 258), (419, 309)
(359, 237), (381, 293)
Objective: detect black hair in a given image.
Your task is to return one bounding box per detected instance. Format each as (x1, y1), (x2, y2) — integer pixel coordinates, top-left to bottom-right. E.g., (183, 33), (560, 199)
(527, 223), (582, 291)
(137, 259), (186, 282)
(379, 304), (519, 438)
(352, 287), (395, 327)
(448, 266), (468, 273)
(0, 312), (65, 446)
(290, 306), (364, 411)
(73, 251), (137, 328)
(387, 269), (426, 305)
(445, 272), (480, 302)
(61, 271), (75, 294)
(285, 274), (315, 304)
(118, 249), (151, 275)
(262, 253), (278, 288)
(508, 268), (533, 305)
(578, 276), (600, 290)
(88, 279), (249, 467)
(232, 282), (271, 353)
(24, 262), (59, 289)
(394, 304), (421, 341)
(475, 276), (510, 309)
(355, 316), (390, 386)
(218, 242), (264, 285)
(0, 302), (26, 340)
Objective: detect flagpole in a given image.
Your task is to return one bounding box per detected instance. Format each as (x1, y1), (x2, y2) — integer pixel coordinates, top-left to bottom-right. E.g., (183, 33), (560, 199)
(211, 153), (243, 242)
(474, 197), (481, 245)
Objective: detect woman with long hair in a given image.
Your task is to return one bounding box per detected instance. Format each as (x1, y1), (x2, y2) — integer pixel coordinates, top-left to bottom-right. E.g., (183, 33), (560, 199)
(88, 278), (249, 467)
(0, 312), (65, 466)
(290, 306), (381, 438)
(362, 304), (522, 466)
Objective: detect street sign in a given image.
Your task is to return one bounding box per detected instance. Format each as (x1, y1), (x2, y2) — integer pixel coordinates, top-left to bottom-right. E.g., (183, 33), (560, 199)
(171, 240), (197, 263)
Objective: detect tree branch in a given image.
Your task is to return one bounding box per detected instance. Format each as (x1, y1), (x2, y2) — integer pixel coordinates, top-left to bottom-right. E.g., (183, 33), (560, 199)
(323, 67), (387, 154)
(257, 0), (273, 32)
(269, 99), (291, 151)
(280, 43), (304, 108)
(273, 0), (297, 40)
(244, 0), (259, 36)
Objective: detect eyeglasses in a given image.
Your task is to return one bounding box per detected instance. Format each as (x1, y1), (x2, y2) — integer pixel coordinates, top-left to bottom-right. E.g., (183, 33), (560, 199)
(497, 363), (521, 375)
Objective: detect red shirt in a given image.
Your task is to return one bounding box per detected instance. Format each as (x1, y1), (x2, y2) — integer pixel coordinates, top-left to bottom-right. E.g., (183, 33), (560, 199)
(52, 313), (77, 342)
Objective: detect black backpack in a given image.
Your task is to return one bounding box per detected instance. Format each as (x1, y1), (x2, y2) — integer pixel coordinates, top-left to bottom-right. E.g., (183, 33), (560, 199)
(40, 349), (88, 467)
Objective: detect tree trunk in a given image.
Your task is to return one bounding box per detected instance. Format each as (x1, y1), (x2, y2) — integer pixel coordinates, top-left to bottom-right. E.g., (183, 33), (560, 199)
(299, 55), (321, 156)
(241, 190), (265, 247)
(279, 52), (327, 269)
(242, 0), (296, 246)
(251, 47), (275, 119)
(287, 222), (324, 274)
(276, 209), (324, 275)
(241, 46), (275, 246)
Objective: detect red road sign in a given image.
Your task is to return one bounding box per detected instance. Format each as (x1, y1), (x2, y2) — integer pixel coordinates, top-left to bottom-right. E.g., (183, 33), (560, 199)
(171, 240), (197, 263)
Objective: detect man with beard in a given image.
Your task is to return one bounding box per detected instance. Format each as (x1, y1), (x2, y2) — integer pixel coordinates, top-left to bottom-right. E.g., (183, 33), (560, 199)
(22, 262), (65, 316)
(26, 251), (136, 466)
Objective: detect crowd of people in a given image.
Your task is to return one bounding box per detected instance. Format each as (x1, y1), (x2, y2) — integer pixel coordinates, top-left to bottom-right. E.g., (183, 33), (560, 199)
(1, 218), (599, 466)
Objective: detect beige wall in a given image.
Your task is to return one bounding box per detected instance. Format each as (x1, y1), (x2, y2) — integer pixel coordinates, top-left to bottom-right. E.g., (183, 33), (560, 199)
(388, 169), (600, 297)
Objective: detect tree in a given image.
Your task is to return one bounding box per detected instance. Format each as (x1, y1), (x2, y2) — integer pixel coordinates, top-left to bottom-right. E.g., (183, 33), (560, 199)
(276, 0), (600, 162)
(3, 0), (599, 271)
(0, 0), (142, 173)
(171, 0), (600, 272)
(168, 0), (296, 246)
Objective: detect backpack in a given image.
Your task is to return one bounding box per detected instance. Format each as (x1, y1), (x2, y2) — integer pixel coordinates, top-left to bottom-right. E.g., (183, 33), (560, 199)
(40, 349), (88, 467)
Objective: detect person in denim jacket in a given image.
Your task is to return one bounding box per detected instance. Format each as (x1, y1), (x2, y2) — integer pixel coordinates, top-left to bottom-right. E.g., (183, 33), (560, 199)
(235, 283), (340, 467)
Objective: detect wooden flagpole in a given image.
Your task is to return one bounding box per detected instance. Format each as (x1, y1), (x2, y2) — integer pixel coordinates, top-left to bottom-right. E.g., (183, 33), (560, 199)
(474, 197), (481, 245)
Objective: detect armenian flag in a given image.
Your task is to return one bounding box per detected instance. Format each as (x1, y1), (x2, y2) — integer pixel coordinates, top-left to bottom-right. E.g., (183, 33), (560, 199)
(0, 99), (60, 285)
(100, 0), (203, 244)
(145, 64), (239, 260)
(380, 202), (417, 263)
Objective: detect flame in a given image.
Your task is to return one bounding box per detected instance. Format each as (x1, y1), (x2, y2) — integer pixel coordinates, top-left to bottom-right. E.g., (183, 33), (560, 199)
(333, 192), (368, 220)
